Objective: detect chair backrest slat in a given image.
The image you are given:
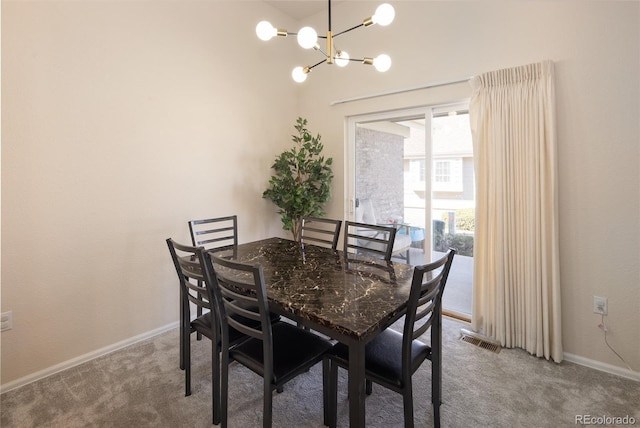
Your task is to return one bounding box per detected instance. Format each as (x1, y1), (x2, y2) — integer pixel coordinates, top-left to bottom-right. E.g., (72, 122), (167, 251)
(189, 215), (238, 252)
(344, 221), (397, 262)
(299, 217), (342, 250)
(210, 254), (272, 347)
(403, 249), (456, 359)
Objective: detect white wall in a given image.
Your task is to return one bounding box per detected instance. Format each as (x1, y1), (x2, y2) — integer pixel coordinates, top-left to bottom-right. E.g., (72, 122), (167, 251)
(296, 1), (639, 373)
(1, 1), (301, 385)
(2, 0), (639, 388)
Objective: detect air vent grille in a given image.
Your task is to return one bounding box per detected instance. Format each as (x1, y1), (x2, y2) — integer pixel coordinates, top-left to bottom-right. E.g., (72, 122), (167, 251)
(459, 328), (501, 354)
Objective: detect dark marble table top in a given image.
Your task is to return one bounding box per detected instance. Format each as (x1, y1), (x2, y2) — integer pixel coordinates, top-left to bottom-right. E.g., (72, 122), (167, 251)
(222, 237), (416, 343)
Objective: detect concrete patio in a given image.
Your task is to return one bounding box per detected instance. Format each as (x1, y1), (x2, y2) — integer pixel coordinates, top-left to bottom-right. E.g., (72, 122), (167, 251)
(396, 247), (473, 317)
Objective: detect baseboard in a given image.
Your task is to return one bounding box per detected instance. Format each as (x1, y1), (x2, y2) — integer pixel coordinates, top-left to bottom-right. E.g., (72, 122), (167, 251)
(563, 352), (639, 382)
(0, 321), (179, 394)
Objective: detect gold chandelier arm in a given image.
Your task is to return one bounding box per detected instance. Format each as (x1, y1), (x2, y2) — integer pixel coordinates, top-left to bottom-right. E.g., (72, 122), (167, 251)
(308, 58), (328, 70)
(288, 32), (328, 38)
(333, 23), (365, 38)
(315, 45), (329, 58)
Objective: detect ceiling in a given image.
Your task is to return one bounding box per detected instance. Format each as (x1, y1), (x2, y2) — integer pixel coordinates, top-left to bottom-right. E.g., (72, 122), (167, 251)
(264, 1), (341, 21)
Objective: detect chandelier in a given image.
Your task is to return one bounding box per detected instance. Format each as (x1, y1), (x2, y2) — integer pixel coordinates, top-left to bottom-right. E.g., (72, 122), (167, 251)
(256, 1), (395, 83)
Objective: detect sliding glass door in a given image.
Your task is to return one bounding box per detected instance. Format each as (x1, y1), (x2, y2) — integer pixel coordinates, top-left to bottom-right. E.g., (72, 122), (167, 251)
(346, 103), (474, 319)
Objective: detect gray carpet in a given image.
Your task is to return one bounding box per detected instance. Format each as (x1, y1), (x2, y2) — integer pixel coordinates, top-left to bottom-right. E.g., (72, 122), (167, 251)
(2, 318), (638, 427)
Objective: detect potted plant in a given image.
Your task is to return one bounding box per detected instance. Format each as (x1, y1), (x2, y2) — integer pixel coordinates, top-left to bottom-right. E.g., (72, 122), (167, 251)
(263, 117), (333, 240)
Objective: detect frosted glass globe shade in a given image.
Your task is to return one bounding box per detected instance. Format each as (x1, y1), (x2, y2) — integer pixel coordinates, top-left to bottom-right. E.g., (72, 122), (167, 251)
(373, 54), (391, 72)
(256, 21), (276, 41)
(297, 27), (318, 49)
(335, 51), (350, 67)
(373, 4), (395, 26)
(292, 66), (308, 83)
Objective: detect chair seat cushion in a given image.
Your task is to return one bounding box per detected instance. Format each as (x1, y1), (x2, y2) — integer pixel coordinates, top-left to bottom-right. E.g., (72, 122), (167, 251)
(328, 328), (431, 388)
(230, 322), (332, 385)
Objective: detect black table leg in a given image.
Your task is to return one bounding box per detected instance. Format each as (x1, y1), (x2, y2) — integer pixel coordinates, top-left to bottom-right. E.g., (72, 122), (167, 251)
(348, 342), (366, 427)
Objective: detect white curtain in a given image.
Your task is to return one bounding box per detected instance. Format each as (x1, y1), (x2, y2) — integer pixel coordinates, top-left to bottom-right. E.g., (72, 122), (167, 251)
(469, 61), (563, 362)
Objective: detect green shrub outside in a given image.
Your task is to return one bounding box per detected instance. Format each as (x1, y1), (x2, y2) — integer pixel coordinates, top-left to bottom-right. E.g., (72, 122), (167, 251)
(435, 207), (475, 256)
(441, 208), (475, 232)
(434, 232), (474, 257)
(455, 208), (475, 231)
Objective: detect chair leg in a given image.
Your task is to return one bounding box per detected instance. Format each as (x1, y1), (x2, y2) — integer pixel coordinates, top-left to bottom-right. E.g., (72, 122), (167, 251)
(220, 348), (229, 428)
(196, 285), (203, 341)
(433, 403), (441, 428)
(180, 292), (186, 370)
(180, 331), (184, 370)
(403, 383), (414, 428)
(432, 362), (442, 428)
(212, 342), (221, 425)
(184, 328), (191, 396)
(432, 328), (442, 428)
(328, 359), (338, 428)
(322, 358), (330, 426)
(264, 379), (273, 428)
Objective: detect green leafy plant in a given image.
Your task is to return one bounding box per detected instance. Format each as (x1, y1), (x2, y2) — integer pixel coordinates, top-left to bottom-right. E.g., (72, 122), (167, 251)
(455, 208), (475, 231)
(263, 117), (333, 240)
(435, 233), (474, 257)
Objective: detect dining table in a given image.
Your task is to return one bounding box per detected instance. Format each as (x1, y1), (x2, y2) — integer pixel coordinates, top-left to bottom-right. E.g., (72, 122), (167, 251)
(220, 237), (416, 428)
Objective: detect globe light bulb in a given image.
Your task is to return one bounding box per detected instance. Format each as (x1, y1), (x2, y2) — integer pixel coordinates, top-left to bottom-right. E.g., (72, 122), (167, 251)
(297, 27), (318, 49)
(256, 21), (276, 41)
(372, 4), (395, 26)
(292, 66), (308, 83)
(335, 51), (350, 67)
(373, 54), (392, 72)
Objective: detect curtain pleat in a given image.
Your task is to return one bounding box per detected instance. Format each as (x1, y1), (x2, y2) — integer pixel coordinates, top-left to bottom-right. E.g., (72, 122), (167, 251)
(469, 61), (562, 362)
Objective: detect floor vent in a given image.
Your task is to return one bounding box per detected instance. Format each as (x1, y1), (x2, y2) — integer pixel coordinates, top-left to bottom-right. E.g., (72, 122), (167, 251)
(459, 329), (501, 354)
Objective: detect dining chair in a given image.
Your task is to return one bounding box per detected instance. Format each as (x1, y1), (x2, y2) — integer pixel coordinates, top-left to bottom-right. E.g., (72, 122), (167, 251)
(166, 239), (252, 425)
(325, 249), (456, 428)
(355, 198), (412, 263)
(210, 254), (333, 428)
(297, 216), (343, 331)
(188, 215), (238, 253)
(299, 216), (343, 250)
(343, 220), (398, 262)
(188, 215), (238, 343)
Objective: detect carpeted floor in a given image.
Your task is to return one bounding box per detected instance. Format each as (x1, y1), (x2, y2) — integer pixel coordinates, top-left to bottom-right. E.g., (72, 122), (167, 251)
(2, 317), (638, 427)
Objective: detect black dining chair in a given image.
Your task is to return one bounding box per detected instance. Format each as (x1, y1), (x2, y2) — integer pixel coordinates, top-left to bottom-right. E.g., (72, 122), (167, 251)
(166, 239), (253, 425)
(343, 220), (397, 262)
(187, 215), (238, 344)
(325, 249), (456, 428)
(189, 215), (238, 253)
(299, 216), (343, 250)
(210, 254), (333, 428)
(354, 198), (412, 263)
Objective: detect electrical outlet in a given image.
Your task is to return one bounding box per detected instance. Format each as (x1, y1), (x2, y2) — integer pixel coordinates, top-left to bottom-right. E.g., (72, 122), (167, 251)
(0, 311), (13, 332)
(593, 296), (608, 315)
